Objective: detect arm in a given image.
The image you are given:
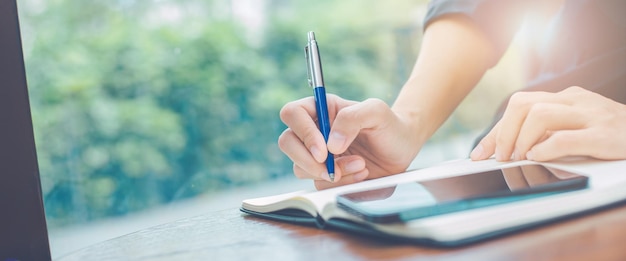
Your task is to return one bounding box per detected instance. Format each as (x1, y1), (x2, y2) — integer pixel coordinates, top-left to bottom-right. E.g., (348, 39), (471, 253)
(279, 16), (497, 190)
(279, 0), (548, 189)
(402, 0), (564, 142)
(392, 15), (495, 148)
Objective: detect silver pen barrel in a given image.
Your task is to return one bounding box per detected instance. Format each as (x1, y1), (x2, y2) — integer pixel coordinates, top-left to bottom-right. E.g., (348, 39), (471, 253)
(306, 31), (325, 88)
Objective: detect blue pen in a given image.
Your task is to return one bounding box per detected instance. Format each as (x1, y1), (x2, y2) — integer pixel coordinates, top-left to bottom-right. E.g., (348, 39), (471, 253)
(304, 31), (335, 182)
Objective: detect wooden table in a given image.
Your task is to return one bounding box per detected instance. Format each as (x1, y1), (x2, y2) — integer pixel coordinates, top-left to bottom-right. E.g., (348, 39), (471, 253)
(57, 204), (626, 261)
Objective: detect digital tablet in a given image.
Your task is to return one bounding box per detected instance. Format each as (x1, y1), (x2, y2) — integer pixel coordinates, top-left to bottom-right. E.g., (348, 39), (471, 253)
(336, 164), (589, 223)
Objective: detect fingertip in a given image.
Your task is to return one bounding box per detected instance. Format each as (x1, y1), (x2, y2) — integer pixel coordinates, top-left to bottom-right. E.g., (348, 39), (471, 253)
(312, 168), (367, 190)
(525, 147), (557, 162)
(470, 144), (484, 160)
(525, 149), (552, 162)
(474, 129), (498, 160)
(309, 145), (326, 163)
(470, 143), (496, 160)
(327, 131), (347, 154)
(352, 170), (369, 182)
(343, 158), (366, 174)
(320, 171), (332, 182)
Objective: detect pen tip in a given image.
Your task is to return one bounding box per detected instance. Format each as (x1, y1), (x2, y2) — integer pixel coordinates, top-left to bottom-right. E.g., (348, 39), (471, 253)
(308, 31), (315, 41)
(329, 173), (334, 183)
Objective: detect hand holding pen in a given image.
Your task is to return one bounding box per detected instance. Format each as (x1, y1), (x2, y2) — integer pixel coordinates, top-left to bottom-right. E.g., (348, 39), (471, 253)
(278, 31), (419, 190)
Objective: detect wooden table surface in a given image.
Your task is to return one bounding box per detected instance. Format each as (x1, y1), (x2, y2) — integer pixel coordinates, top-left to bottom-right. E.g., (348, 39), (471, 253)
(57, 203), (626, 261)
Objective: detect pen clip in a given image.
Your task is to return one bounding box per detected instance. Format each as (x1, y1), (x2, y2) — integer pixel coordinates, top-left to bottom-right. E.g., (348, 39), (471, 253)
(304, 45), (313, 87)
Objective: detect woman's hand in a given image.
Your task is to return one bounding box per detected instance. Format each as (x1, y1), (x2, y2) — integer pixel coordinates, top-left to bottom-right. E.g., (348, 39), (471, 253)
(279, 94), (422, 190)
(471, 86), (626, 162)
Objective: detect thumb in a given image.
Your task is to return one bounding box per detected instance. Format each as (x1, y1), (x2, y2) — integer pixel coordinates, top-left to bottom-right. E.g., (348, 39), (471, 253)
(327, 98), (393, 154)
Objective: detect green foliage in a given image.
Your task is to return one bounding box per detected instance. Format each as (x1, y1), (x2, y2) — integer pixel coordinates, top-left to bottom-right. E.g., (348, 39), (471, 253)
(19, 0), (425, 226)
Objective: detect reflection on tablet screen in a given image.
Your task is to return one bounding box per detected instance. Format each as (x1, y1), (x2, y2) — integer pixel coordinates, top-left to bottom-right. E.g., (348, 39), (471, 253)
(337, 164), (589, 223)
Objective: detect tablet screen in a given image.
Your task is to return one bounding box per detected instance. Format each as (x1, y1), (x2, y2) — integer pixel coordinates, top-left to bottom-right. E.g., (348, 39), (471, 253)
(336, 164), (589, 223)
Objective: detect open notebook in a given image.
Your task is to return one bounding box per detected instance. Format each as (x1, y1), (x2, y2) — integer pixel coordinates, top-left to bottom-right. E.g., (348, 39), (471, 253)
(241, 158), (626, 246)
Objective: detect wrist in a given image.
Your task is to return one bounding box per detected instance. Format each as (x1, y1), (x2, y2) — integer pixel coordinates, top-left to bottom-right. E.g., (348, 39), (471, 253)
(391, 106), (431, 149)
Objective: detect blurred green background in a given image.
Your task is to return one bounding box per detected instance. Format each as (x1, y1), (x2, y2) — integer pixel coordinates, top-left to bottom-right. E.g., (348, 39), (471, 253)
(18, 0), (522, 230)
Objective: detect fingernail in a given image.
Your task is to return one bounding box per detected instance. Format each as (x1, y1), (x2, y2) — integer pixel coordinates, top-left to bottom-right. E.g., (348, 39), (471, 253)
(526, 151), (534, 161)
(321, 171), (331, 182)
(344, 159), (365, 174)
(328, 131), (346, 152)
(353, 171), (368, 182)
(310, 145), (324, 162)
(470, 144), (484, 159)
